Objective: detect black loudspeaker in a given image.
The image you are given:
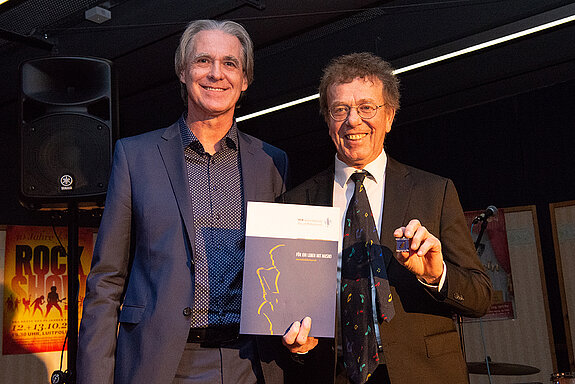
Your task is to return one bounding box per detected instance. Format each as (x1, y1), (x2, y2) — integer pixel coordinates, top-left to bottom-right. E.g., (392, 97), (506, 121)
(19, 56), (117, 209)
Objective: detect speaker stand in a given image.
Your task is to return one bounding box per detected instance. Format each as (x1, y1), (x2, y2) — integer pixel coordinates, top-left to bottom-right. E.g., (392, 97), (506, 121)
(51, 203), (79, 384)
(66, 203), (79, 384)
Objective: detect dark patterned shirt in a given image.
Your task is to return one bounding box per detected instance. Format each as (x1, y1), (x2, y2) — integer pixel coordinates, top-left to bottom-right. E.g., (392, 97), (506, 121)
(179, 115), (245, 327)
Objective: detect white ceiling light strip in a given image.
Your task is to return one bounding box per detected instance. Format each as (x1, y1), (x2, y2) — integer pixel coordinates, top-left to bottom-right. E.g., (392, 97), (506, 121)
(237, 94), (319, 122)
(393, 13), (575, 74)
(237, 9), (575, 122)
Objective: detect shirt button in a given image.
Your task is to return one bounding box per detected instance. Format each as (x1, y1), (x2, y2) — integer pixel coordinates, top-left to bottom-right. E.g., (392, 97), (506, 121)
(183, 307), (192, 317)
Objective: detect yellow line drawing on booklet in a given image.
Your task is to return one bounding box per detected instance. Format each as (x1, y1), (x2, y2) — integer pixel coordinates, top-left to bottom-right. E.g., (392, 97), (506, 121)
(256, 244), (284, 335)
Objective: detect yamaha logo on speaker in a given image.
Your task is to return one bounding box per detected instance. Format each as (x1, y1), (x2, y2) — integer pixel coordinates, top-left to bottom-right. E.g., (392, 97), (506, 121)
(60, 174), (74, 190)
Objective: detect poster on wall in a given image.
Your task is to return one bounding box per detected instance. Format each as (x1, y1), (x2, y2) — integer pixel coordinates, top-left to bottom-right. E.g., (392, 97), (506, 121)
(2, 225), (94, 355)
(464, 209), (516, 321)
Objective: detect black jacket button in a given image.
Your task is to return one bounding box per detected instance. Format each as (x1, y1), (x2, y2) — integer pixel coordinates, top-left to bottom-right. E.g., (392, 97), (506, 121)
(183, 307), (192, 317)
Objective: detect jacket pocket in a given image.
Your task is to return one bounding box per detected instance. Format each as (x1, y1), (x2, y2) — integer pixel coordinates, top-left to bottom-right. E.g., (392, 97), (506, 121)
(118, 304), (145, 324)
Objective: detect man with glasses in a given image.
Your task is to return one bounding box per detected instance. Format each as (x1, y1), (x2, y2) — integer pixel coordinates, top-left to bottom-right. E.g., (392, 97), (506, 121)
(280, 52), (492, 384)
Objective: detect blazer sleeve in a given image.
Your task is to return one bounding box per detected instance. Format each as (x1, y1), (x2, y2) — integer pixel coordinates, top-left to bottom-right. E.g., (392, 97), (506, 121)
(439, 179), (493, 317)
(77, 139), (133, 384)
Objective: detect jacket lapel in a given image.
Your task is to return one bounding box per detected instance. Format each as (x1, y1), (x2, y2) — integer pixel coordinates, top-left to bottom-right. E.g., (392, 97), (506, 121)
(381, 157), (412, 267)
(304, 167), (335, 207)
(157, 122), (196, 251)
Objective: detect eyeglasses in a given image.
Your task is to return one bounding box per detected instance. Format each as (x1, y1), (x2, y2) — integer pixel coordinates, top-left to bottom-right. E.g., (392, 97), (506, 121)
(329, 103), (385, 121)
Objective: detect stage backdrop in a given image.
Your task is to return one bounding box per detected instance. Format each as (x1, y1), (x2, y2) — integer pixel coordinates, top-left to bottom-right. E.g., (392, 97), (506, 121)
(463, 206), (555, 384)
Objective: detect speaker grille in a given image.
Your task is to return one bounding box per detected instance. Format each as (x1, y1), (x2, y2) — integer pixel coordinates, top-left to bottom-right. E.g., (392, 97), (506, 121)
(20, 113), (111, 200)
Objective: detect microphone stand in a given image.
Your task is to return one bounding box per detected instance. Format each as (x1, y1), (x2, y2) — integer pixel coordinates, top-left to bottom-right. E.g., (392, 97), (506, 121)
(474, 219), (489, 250)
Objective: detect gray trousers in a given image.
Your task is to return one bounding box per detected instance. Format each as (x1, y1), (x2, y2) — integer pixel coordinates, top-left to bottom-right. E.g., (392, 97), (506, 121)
(172, 336), (264, 384)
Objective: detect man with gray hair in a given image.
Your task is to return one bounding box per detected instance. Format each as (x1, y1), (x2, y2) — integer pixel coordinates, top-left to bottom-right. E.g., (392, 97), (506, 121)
(78, 20), (290, 384)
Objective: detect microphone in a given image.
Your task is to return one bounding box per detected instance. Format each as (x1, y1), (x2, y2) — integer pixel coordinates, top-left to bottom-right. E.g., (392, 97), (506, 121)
(472, 205), (498, 224)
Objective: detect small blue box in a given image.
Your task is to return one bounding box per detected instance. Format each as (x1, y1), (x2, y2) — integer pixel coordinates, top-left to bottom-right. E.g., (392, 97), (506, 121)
(396, 237), (410, 252)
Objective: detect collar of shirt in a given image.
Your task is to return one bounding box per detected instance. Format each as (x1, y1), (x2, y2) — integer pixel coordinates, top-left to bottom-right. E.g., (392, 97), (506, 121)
(333, 151), (387, 189)
(178, 113), (239, 153)
(333, 150), (387, 235)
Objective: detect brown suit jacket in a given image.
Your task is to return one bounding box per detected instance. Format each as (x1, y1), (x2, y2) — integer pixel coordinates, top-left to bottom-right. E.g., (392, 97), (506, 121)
(279, 156), (493, 384)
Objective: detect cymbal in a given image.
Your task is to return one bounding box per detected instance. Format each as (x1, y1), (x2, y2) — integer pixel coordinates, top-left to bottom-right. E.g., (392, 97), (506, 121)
(467, 361), (540, 375)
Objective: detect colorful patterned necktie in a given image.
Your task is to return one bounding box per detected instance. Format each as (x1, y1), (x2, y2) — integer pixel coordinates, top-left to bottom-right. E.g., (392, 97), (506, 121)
(341, 171), (394, 384)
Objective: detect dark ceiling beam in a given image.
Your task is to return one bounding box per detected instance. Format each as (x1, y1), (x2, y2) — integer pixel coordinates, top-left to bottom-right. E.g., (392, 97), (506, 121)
(241, 0), (266, 11)
(0, 28), (54, 50)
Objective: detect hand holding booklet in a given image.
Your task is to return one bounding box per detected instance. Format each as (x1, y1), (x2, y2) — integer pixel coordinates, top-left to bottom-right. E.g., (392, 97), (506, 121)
(240, 201), (340, 338)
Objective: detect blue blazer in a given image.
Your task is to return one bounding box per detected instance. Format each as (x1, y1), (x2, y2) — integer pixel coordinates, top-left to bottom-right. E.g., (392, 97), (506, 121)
(77, 121), (290, 384)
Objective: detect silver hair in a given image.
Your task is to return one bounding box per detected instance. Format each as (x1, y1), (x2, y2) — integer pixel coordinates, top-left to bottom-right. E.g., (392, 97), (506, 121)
(175, 19), (254, 105)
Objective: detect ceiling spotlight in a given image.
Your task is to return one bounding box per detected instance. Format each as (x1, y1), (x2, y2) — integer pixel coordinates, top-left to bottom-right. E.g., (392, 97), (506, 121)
(85, 6), (111, 24)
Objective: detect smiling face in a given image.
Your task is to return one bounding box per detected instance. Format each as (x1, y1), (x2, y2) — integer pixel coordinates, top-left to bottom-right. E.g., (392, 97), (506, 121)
(327, 77), (395, 169)
(179, 29), (248, 121)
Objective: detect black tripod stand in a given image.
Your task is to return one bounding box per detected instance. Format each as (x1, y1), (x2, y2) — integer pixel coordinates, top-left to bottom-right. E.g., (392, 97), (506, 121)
(50, 203), (80, 384)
